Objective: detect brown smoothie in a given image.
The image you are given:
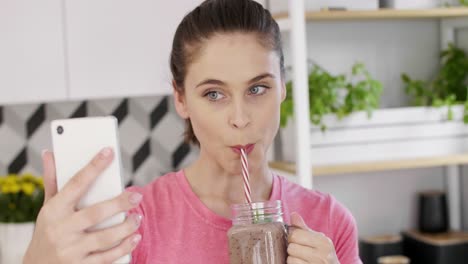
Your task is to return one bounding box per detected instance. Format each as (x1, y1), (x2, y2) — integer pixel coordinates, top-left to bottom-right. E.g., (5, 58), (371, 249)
(228, 222), (288, 264)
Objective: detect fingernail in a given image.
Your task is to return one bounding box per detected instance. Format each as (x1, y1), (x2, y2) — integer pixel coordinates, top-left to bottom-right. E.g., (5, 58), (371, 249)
(131, 214), (142, 227)
(129, 192), (143, 205)
(131, 234), (142, 247)
(99, 147), (112, 159)
(42, 149), (49, 158)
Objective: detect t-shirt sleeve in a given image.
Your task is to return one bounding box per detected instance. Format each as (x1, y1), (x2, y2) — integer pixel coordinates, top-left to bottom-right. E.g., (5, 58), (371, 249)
(327, 194), (362, 264)
(125, 186), (146, 264)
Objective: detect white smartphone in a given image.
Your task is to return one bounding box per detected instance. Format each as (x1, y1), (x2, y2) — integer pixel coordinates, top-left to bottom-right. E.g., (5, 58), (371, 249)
(51, 116), (131, 264)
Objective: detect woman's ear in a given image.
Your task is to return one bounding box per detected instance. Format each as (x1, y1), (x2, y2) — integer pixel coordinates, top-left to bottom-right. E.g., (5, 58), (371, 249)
(173, 80), (189, 119)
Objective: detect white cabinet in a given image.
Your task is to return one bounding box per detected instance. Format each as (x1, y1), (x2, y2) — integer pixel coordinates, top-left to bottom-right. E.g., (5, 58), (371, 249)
(65, 0), (202, 100)
(0, 0), (67, 105)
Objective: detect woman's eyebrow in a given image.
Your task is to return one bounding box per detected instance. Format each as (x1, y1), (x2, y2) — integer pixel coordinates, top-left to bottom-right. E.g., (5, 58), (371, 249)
(195, 79), (225, 88)
(247, 73), (275, 85)
(195, 73), (275, 89)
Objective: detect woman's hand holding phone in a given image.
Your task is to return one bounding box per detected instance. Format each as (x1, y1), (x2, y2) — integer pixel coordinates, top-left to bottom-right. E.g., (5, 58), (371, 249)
(24, 148), (142, 264)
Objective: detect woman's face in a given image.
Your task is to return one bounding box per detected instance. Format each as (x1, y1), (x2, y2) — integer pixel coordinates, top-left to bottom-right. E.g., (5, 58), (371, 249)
(175, 33), (285, 174)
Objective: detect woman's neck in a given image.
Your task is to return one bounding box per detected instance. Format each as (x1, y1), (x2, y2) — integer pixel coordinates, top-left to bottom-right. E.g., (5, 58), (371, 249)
(184, 149), (273, 217)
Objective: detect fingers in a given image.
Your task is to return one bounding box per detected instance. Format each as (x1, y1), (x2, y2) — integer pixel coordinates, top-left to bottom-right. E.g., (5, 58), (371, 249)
(84, 233), (141, 264)
(71, 191), (143, 231)
(289, 227), (332, 248)
(57, 147), (114, 207)
(80, 213), (142, 254)
(290, 212), (309, 230)
(42, 150), (58, 203)
(286, 256), (308, 264)
(287, 243), (317, 262)
(288, 218), (337, 264)
(288, 240), (337, 264)
(287, 254), (328, 264)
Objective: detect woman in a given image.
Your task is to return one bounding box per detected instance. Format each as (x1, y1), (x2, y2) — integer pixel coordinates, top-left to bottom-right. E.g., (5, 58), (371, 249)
(24, 0), (361, 263)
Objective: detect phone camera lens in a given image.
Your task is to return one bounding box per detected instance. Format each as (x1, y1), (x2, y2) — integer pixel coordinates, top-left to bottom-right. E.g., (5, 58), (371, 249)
(57, 126), (64, 135)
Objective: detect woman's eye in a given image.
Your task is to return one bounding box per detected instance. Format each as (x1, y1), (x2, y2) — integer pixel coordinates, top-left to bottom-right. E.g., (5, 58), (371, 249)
(249, 85), (267, 95)
(205, 91), (225, 101)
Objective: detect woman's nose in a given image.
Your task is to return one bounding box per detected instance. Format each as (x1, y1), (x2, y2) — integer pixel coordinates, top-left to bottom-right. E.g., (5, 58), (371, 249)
(229, 101), (251, 129)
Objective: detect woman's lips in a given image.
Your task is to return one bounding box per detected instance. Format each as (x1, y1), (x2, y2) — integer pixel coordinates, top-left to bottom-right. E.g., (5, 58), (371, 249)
(231, 144), (255, 155)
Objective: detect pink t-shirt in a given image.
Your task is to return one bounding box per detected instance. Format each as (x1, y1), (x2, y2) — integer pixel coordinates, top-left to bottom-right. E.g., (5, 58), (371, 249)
(126, 170), (362, 264)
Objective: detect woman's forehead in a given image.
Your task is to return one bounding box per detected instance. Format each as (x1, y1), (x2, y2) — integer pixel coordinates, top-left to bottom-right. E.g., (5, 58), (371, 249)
(186, 33), (281, 85)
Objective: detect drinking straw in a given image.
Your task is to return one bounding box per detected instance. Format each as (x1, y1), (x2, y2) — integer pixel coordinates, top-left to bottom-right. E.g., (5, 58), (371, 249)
(240, 148), (252, 204)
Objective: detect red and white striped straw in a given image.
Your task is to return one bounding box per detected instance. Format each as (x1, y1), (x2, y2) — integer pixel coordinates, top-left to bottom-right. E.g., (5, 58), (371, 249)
(240, 148), (252, 204)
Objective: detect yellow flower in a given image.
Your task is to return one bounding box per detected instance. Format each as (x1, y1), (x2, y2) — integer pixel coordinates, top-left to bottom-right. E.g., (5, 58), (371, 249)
(1, 184), (10, 193)
(1, 184), (19, 194)
(21, 173), (35, 182)
(21, 182), (36, 196)
(9, 183), (20, 194)
(0, 177), (5, 186)
(35, 177), (44, 188)
(5, 175), (17, 185)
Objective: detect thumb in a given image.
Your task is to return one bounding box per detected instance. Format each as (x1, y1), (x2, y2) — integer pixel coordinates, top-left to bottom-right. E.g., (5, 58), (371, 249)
(290, 212), (309, 230)
(42, 150), (58, 203)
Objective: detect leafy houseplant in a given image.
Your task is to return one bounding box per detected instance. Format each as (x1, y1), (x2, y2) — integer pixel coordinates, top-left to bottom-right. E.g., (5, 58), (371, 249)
(280, 62), (383, 131)
(0, 174), (44, 223)
(0, 174), (44, 263)
(402, 43), (468, 122)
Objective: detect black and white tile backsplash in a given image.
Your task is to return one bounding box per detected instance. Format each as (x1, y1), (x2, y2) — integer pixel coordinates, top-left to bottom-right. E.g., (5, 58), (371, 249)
(0, 96), (198, 186)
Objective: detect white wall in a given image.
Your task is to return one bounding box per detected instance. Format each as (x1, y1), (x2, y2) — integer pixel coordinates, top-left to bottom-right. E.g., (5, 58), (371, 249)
(282, 19), (441, 108)
(281, 19), (457, 237)
(314, 169), (445, 237)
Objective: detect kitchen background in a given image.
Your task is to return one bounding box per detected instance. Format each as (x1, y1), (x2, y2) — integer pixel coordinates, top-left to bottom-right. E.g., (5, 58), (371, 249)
(1, 0), (468, 263)
(282, 17), (468, 237)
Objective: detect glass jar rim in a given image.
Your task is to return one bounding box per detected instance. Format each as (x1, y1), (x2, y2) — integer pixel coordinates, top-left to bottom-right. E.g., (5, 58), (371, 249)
(231, 200), (284, 225)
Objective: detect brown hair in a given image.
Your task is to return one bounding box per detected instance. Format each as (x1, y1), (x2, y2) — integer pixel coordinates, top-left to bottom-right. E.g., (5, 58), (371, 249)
(170, 0), (284, 145)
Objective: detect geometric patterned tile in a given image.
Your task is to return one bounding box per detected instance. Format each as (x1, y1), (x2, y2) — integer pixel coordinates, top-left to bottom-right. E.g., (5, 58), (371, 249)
(26, 104), (45, 138)
(0, 125), (25, 174)
(0, 106), (3, 126)
(151, 113), (185, 153)
(8, 147), (27, 173)
(18, 164), (41, 177)
(112, 99), (129, 125)
(0, 95), (198, 185)
(3, 103), (41, 139)
(88, 98), (123, 117)
(70, 101), (87, 118)
(150, 97), (169, 130)
(118, 117), (149, 173)
(47, 101), (85, 120)
(132, 138), (151, 173)
(27, 120), (52, 174)
(150, 136), (172, 171)
(131, 157), (168, 186)
(176, 145), (199, 170)
(172, 142), (191, 168)
(129, 96), (167, 131)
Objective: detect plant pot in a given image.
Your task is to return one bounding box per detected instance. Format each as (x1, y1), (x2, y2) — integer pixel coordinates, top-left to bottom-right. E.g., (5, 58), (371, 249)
(277, 105), (468, 166)
(0, 222), (35, 264)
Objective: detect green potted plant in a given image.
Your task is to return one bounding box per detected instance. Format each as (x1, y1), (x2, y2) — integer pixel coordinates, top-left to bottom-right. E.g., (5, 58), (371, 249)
(274, 62), (383, 163)
(280, 62), (383, 131)
(0, 173), (44, 263)
(401, 43), (468, 122)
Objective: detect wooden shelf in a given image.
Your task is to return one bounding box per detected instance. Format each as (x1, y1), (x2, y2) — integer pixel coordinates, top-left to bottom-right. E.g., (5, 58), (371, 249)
(273, 7), (468, 21)
(269, 153), (468, 176)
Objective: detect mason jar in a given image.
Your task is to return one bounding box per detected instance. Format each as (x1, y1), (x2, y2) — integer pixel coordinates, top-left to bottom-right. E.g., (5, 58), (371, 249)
(227, 200), (288, 264)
